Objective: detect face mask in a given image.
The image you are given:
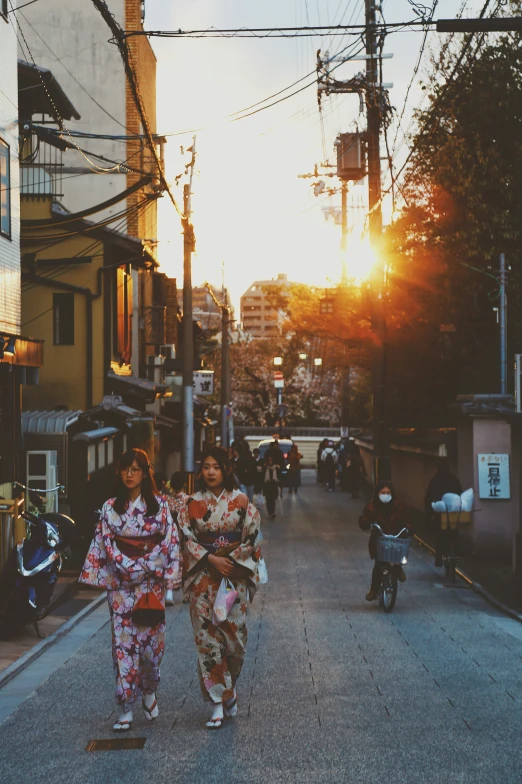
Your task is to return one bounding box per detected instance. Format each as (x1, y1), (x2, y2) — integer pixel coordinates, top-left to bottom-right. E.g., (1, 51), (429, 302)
(379, 493), (392, 504)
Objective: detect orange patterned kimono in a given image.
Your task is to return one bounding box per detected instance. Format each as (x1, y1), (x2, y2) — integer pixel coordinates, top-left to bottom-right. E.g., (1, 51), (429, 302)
(178, 489), (261, 703)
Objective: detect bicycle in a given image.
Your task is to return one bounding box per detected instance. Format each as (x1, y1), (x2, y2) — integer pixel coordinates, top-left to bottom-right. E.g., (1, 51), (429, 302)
(371, 524), (411, 613)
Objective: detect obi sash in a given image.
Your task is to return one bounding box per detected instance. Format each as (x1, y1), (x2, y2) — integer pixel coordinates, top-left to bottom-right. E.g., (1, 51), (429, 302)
(114, 533), (163, 559)
(197, 531), (242, 557)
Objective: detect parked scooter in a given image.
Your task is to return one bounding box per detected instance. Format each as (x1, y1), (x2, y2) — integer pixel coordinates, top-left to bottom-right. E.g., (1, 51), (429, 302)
(0, 483), (76, 639)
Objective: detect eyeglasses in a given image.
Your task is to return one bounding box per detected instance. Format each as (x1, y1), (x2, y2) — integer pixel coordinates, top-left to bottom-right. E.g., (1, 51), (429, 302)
(121, 466), (143, 476)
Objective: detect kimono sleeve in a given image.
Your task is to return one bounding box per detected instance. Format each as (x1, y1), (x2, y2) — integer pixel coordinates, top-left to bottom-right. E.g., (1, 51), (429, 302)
(78, 502), (117, 589)
(228, 502), (262, 578)
(177, 500), (210, 586)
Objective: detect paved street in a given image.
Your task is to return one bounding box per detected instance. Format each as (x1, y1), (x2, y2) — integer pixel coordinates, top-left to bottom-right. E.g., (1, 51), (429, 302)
(1, 472), (522, 783)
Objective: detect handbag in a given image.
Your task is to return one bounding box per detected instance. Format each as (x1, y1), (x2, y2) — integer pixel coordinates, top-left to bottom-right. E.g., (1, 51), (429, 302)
(211, 578), (238, 626)
(257, 557), (268, 585)
(132, 582), (166, 628)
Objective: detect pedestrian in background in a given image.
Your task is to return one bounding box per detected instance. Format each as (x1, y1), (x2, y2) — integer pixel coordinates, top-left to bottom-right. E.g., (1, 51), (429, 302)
(263, 454), (281, 519)
(359, 481), (409, 602)
(321, 441), (338, 492)
(236, 443), (257, 502)
(253, 447), (264, 504)
(79, 448), (180, 732)
(345, 447), (366, 499)
(425, 458), (462, 567)
(177, 447), (262, 729)
(317, 438), (328, 484)
(287, 443), (303, 495)
(165, 471), (188, 606)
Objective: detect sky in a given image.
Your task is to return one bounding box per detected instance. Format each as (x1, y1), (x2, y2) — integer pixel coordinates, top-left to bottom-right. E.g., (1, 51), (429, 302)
(145, 0), (484, 311)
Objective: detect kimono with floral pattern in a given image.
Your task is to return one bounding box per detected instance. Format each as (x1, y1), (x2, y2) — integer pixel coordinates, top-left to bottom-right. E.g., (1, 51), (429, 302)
(79, 495), (180, 706)
(178, 488), (261, 703)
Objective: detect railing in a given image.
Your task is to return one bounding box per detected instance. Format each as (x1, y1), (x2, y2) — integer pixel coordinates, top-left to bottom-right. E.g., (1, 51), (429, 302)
(20, 136), (64, 199)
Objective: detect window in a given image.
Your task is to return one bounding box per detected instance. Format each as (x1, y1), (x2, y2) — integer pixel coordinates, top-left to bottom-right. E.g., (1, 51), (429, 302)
(0, 139), (10, 238)
(53, 293), (75, 345)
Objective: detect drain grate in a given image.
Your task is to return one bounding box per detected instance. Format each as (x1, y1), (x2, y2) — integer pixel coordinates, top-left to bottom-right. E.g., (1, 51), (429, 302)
(86, 738), (147, 752)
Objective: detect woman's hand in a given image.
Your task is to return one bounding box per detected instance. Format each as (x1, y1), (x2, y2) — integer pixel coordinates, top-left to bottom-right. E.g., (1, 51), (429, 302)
(208, 554), (236, 578)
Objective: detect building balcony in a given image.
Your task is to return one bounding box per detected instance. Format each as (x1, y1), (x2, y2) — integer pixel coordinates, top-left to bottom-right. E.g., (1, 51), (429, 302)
(20, 134), (64, 200)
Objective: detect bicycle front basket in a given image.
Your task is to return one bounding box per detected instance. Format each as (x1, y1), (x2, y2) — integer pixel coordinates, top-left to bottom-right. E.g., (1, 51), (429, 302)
(375, 536), (411, 565)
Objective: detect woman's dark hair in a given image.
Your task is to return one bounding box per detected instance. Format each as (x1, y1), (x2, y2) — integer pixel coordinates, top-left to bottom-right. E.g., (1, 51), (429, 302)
(373, 480), (395, 504)
(154, 471), (167, 489)
(113, 448), (159, 516)
(198, 447), (236, 492)
(170, 471), (186, 493)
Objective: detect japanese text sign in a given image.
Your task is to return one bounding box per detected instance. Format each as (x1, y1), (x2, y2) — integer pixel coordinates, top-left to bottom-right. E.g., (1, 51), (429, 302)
(193, 371), (214, 396)
(478, 453), (510, 500)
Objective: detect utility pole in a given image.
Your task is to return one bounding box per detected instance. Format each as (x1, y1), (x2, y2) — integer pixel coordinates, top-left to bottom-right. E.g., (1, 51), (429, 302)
(341, 180), (348, 282)
(204, 279), (231, 451)
(182, 137), (197, 493)
(365, 0), (390, 482)
(500, 253), (507, 395)
(221, 289), (231, 451)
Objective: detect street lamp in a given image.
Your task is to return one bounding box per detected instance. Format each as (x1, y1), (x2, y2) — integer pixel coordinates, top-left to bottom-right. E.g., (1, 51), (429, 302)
(299, 352), (308, 360)
(314, 357), (323, 367)
(273, 356), (283, 366)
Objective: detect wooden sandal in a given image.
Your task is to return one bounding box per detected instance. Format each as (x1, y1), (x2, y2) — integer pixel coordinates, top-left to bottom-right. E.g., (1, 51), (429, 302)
(224, 696), (238, 719)
(142, 697), (159, 721)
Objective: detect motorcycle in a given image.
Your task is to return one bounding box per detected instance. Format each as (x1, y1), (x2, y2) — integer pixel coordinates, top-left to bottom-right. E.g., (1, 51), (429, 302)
(0, 483), (76, 639)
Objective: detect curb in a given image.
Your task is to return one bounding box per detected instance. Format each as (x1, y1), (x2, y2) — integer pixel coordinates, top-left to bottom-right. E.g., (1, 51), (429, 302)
(413, 534), (522, 626)
(0, 590), (106, 690)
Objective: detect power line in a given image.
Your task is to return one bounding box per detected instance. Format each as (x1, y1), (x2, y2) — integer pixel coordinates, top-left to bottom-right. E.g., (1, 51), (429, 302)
(232, 38), (366, 122)
(11, 5), (125, 174)
(122, 20), (428, 39)
(391, 0), (499, 197)
(8, 0), (39, 11)
(90, 0), (186, 221)
(18, 9), (133, 134)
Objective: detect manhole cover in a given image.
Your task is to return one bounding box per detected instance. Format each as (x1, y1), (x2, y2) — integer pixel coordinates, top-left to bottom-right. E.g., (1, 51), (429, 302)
(86, 738), (147, 752)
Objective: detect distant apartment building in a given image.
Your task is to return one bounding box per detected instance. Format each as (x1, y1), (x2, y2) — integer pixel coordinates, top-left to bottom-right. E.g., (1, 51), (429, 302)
(240, 274), (291, 339)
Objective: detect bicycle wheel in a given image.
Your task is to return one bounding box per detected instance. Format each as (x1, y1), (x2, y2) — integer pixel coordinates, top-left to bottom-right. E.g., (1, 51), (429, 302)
(382, 570), (397, 613)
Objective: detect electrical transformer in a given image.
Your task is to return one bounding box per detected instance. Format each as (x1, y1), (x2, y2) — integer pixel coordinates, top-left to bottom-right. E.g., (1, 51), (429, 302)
(335, 133), (366, 181)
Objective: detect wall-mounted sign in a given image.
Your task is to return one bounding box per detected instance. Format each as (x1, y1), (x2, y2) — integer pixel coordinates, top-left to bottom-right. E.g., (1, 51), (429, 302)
(193, 370), (214, 395)
(340, 427), (349, 438)
(478, 453), (510, 499)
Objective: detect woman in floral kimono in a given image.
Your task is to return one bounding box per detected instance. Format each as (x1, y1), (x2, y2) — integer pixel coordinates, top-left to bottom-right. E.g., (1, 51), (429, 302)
(79, 448), (180, 732)
(178, 446), (262, 729)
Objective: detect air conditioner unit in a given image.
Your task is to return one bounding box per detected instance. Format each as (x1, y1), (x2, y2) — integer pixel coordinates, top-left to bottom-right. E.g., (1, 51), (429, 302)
(160, 344), (176, 360)
(26, 450), (59, 512)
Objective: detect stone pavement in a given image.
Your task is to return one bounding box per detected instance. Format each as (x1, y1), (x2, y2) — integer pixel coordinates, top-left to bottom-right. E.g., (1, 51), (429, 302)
(1, 472), (522, 783)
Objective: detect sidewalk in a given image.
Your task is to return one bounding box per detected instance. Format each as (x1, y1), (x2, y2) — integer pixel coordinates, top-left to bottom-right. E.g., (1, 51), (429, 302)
(410, 512), (520, 612)
(0, 572), (92, 674)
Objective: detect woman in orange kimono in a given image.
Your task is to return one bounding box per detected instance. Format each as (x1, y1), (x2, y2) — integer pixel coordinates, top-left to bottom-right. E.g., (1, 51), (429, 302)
(177, 447), (262, 729)
(80, 448), (180, 732)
